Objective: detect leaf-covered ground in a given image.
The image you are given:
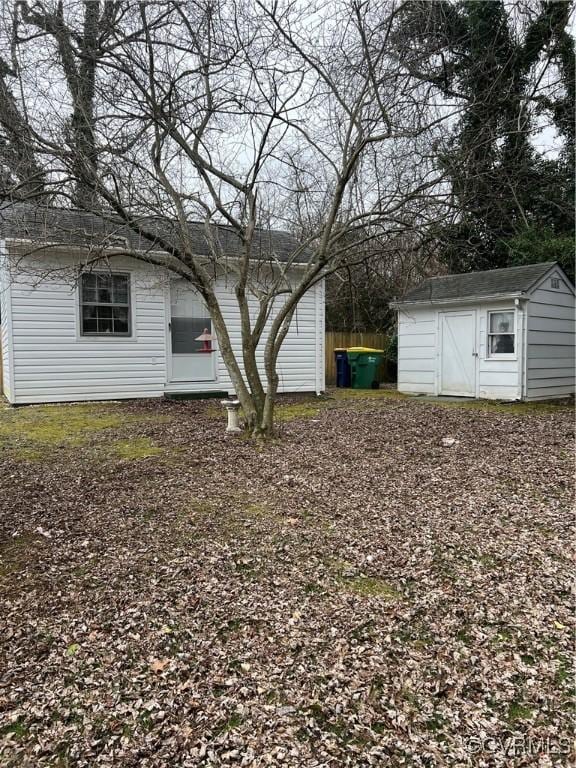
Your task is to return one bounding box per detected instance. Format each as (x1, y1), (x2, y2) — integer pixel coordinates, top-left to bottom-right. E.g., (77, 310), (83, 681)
(0, 391), (574, 767)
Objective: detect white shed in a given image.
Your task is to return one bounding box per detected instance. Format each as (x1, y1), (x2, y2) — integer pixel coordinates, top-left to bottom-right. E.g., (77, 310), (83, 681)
(0, 205), (325, 405)
(391, 262), (575, 401)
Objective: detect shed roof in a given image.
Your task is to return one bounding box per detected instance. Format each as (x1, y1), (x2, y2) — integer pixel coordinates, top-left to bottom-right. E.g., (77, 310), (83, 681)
(395, 262), (561, 305)
(0, 203), (309, 264)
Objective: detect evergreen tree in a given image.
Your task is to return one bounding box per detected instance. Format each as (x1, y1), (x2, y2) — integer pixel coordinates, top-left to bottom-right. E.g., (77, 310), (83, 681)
(397, 0), (575, 274)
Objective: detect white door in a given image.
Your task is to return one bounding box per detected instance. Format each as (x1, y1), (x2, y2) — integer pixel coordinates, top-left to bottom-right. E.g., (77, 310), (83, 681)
(440, 311), (477, 396)
(169, 281), (216, 382)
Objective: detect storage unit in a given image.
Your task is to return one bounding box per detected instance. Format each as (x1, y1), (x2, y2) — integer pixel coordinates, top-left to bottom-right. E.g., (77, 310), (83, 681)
(391, 262), (575, 401)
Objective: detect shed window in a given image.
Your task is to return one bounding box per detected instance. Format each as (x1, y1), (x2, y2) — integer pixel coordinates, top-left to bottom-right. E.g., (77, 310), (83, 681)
(80, 273), (131, 336)
(487, 311), (514, 356)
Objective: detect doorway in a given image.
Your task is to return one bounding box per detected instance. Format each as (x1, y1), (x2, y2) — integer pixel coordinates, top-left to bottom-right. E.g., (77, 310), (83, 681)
(169, 280), (216, 383)
(439, 311), (477, 396)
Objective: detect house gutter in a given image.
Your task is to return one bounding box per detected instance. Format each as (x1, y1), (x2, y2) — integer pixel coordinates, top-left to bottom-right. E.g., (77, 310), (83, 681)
(390, 292), (529, 309)
(2, 237), (311, 268)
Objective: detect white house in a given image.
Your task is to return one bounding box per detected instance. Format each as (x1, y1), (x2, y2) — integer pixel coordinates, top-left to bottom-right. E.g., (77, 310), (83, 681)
(0, 205), (325, 405)
(391, 262), (575, 401)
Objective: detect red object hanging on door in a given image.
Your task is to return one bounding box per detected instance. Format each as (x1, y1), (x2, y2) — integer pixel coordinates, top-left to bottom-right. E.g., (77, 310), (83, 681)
(195, 328), (214, 353)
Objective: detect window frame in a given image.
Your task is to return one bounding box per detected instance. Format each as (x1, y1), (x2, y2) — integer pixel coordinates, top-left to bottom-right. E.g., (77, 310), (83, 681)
(79, 271), (132, 338)
(486, 309), (516, 360)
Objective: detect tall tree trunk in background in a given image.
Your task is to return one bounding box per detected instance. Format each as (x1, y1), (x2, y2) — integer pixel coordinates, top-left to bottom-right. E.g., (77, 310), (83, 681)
(0, 57), (45, 199)
(19, 0), (117, 209)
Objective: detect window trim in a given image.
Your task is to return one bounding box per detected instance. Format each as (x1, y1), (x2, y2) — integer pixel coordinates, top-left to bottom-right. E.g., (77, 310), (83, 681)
(79, 271), (132, 338)
(486, 309), (516, 360)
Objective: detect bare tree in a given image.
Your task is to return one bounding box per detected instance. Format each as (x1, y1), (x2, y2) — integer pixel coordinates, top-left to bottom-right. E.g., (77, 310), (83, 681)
(2, 0), (455, 435)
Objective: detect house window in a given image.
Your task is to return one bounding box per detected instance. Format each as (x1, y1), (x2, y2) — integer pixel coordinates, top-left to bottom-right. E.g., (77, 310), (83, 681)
(487, 311), (515, 356)
(551, 277), (560, 289)
(80, 273), (131, 336)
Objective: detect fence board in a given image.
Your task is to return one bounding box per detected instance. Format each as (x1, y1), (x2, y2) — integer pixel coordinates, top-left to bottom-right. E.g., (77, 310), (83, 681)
(325, 331), (390, 385)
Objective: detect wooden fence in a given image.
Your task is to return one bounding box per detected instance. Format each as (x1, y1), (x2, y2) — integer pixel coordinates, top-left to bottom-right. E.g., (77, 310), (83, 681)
(325, 331), (390, 385)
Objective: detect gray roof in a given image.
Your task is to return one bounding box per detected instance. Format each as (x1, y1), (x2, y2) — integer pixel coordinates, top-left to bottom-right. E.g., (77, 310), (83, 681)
(396, 262), (561, 304)
(0, 203), (309, 264)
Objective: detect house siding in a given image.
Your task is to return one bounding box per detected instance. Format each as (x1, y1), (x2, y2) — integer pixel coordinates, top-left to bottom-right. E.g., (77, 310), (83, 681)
(9, 256), (168, 404)
(397, 301), (523, 400)
(397, 308), (436, 393)
(477, 303), (521, 400)
(0, 243), (14, 401)
(526, 270), (575, 400)
(187, 278), (320, 394)
(6, 248), (323, 404)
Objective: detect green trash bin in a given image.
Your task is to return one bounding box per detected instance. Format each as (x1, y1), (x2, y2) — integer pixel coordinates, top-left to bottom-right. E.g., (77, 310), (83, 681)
(347, 346), (385, 389)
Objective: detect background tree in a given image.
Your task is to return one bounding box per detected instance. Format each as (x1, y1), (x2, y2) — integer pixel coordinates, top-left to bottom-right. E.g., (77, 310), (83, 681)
(393, 0), (575, 276)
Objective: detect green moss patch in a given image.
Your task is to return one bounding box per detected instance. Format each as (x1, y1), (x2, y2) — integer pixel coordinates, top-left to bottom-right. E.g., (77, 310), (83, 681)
(111, 438), (163, 460)
(331, 388), (407, 401)
(0, 403), (170, 460)
(0, 531), (46, 578)
(339, 575), (402, 599)
(0, 403), (126, 444)
(507, 702), (534, 723)
(275, 402), (324, 421)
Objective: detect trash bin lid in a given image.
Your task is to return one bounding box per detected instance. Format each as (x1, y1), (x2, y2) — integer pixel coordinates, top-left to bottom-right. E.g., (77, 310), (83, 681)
(346, 346), (384, 353)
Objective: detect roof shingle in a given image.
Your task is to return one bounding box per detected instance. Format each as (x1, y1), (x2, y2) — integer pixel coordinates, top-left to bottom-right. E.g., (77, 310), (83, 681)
(397, 262), (562, 304)
(0, 203), (309, 264)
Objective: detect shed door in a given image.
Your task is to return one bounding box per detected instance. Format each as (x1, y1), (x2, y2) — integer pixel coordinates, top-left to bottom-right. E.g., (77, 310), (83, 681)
(440, 311), (477, 397)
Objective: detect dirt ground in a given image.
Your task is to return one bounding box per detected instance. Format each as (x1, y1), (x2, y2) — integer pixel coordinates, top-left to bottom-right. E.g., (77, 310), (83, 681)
(0, 391), (574, 767)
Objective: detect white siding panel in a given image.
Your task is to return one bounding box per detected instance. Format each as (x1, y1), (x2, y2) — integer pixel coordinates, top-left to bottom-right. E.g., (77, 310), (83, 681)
(528, 330), (575, 346)
(209, 277), (319, 394)
(528, 316), (576, 333)
(9, 253), (168, 404)
(398, 381), (435, 394)
(9, 248), (322, 403)
(529, 302), (574, 321)
(396, 308), (436, 395)
(526, 272), (575, 400)
(527, 366), (574, 379)
(0, 246), (14, 402)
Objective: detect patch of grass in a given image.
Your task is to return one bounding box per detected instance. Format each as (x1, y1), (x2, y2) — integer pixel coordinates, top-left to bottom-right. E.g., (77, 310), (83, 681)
(218, 713), (244, 733)
(418, 397), (573, 416)
(456, 628), (473, 645)
(243, 502), (270, 516)
(0, 403), (126, 444)
(477, 553), (498, 568)
(0, 403), (171, 460)
(0, 531), (45, 577)
(0, 720), (29, 740)
(330, 387), (573, 415)
(554, 655), (572, 686)
(275, 402), (324, 421)
(339, 575), (402, 599)
(331, 388), (407, 401)
(507, 702), (533, 723)
(425, 714), (446, 733)
(11, 447), (46, 462)
(111, 437), (163, 460)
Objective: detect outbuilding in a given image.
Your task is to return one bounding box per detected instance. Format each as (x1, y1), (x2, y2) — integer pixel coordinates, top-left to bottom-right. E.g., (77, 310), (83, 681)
(391, 262), (575, 401)
(0, 205), (325, 405)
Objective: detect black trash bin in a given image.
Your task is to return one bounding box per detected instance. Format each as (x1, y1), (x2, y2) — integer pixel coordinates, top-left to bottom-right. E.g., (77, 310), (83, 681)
(334, 348), (351, 388)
